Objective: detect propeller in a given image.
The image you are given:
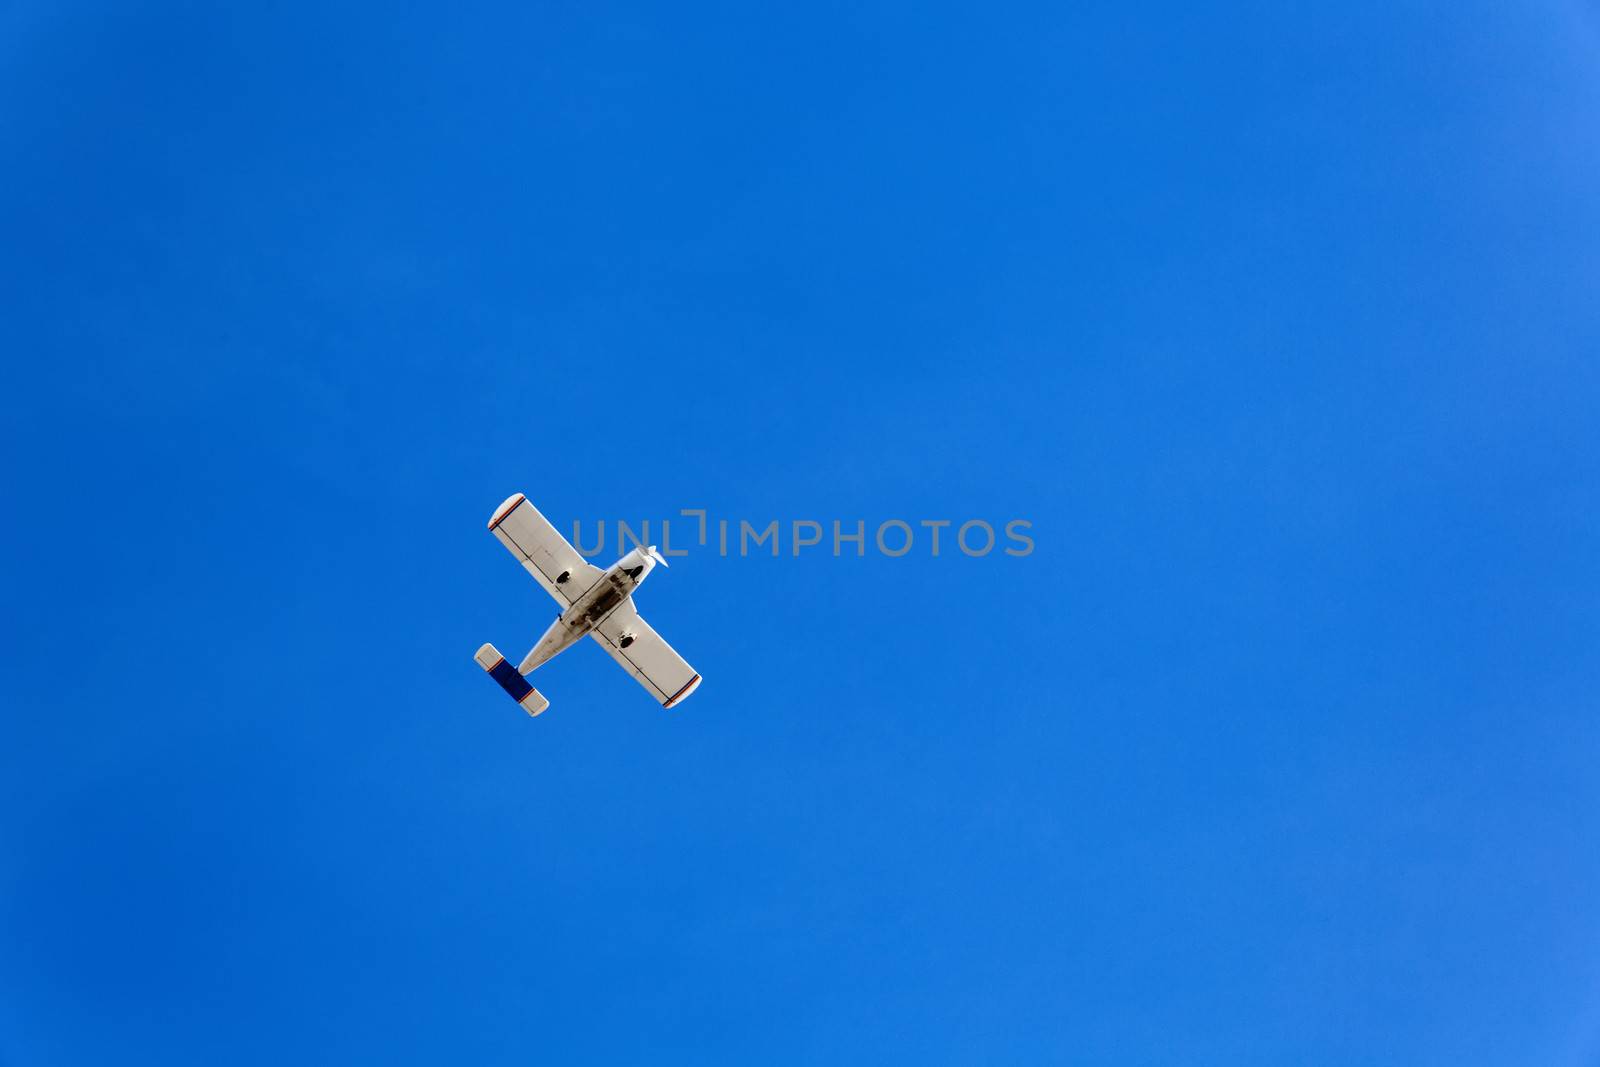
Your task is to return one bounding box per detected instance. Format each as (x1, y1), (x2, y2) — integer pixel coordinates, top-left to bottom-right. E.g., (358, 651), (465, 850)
(646, 545), (670, 568)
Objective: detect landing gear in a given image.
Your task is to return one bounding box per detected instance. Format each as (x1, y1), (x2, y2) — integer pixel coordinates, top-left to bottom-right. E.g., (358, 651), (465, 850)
(556, 570), (570, 584)
(620, 634), (636, 649)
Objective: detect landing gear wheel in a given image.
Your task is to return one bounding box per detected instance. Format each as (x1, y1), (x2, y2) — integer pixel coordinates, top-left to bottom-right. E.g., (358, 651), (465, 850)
(556, 570), (570, 584)
(620, 634), (635, 649)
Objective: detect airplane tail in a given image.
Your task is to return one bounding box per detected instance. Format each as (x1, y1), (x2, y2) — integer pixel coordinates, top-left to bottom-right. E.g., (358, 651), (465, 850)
(474, 642), (550, 717)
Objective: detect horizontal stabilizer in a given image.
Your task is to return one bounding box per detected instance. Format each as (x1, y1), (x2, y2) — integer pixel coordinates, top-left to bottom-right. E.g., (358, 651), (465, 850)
(474, 642), (550, 717)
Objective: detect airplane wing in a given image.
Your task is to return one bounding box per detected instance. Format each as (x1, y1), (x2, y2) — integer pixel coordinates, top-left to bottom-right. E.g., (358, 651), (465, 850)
(590, 599), (703, 708)
(488, 493), (604, 607)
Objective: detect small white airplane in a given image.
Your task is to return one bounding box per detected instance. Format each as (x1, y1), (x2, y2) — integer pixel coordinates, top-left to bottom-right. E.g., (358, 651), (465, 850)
(474, 492), (702, 717)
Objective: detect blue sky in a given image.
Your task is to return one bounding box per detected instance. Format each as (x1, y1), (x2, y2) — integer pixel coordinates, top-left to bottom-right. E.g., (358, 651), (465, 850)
(4, 2), (1599, 1063)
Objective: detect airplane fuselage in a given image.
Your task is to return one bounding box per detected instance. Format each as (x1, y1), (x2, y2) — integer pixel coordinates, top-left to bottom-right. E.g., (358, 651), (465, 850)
(519, 546), (657, 672)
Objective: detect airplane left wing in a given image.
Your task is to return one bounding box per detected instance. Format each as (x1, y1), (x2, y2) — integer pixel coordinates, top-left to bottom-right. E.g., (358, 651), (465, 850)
(591, 599), (702, 708)
(488, 493), (603, 607)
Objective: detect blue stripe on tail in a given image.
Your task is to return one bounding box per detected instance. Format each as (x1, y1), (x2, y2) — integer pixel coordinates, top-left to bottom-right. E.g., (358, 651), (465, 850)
(488, 658), (534, 702)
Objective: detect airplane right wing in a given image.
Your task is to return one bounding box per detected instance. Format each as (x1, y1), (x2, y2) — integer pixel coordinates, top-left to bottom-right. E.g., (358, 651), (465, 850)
(488, 493), (603, 607)
(590, 599), (702, 708)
